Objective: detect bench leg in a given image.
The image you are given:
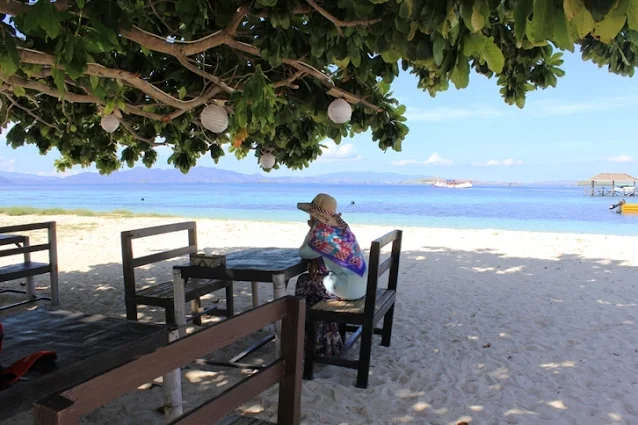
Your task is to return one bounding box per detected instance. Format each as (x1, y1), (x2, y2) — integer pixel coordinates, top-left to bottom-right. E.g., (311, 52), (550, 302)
(251, 281), (260, 309)
(22, 237), (36, 301)
(163, 329), (183, 421)
(191, 298), (203, 326)
(225, 281), (234, 317)
(303, 321), (316, 381)
(165, 304), (176, 325)
(172, 269), (187, 338)
(356, 322), (374, 389)
(49, 271), (59, 306)
(381, 304), (395, 347)
(126, 298), (139, 321)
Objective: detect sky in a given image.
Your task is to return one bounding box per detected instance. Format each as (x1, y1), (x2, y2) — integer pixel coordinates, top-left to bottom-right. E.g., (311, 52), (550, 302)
(1, 50), (638, 183)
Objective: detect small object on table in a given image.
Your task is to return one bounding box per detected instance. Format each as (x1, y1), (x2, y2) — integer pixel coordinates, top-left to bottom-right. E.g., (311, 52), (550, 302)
(189, 252), (226, 268)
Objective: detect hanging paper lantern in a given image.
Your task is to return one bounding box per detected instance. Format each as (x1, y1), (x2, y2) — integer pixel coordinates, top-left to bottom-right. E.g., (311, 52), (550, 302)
(201, 104), (228, 133)
(259, 151), (276, 170)
(327, 98), (352, 124)
(100, 114), (120, 133)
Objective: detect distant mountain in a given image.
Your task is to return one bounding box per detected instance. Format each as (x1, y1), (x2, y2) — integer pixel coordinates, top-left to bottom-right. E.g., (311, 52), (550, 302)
(61, 167), (262, 184)
(529, 180), (579, 186)
(0, 167), (423, 185)
(0, 170), (59, 185)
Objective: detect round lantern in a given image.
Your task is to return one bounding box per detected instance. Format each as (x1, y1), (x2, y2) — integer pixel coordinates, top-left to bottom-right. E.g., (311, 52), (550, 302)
(259, 151), (276, 170)
(201, 104), (228, 133)
(100, 114), (120, 133)
(328, 98), (352, 124)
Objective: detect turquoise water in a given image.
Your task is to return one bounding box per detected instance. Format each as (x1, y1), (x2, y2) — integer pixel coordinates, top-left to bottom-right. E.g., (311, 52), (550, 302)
(1, 184), (637, 236)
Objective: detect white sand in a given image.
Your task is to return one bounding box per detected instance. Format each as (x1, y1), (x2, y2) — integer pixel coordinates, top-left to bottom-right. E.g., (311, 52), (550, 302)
(1, 215), (638, 425)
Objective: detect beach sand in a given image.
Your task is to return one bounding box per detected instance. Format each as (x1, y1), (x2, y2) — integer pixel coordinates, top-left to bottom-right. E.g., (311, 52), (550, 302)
(1, 214), (637, 425)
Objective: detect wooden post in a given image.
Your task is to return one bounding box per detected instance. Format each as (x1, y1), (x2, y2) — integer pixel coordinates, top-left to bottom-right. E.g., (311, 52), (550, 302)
(591, 180), (595, 196)
(612, 180), (616, 196)
(23, 236), (35, 300)
(272, 273), (287, 356)
(251, 281), (260, 309)
(277, 297), (305, 425)
(163, 328), (183, 422)
(172, 269), (187, 338)
(48, 222), (59, 306)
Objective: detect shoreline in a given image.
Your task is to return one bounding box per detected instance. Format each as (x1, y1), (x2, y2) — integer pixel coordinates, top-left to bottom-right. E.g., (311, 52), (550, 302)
(1, 206), (636, 239)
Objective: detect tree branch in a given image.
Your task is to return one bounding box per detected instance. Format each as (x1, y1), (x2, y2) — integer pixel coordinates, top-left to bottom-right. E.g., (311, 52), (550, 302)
(119, 120), (159, 146)
(148, 0), (177, 34)
(273, 70), (306, 89)
(0, 92), (62, 131)
(176, 55), (235, 94)
(306, 0), (382, 35)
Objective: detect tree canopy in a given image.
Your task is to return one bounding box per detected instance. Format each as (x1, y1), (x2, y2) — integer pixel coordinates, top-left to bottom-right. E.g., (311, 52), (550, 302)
(0, 0), (636, 173)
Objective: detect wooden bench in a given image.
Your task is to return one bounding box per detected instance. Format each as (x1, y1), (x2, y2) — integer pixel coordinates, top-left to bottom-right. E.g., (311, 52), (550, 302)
(0, 222), (58, 311)
(121, 221), (233, 325)
(32, 296), (306, 425)
(303, 229), (402, 388)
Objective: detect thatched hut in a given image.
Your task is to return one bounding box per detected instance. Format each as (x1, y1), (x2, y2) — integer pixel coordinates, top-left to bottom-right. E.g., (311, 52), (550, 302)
(589, 172), (638, 196)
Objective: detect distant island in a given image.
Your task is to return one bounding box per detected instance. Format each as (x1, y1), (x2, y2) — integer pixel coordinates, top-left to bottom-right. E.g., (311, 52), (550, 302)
(0, 168), (579, 187)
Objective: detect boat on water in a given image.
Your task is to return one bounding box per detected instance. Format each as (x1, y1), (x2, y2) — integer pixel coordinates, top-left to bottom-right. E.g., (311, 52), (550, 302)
(613, 185), (636, 196)
(432, 180), (473, 189)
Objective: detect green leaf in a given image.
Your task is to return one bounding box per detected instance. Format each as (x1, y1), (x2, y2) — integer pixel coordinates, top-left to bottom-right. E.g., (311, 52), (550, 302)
(628, 0), (638, 30)
(564, 0), (586, 19)
(450, 55), (470, 88)
(399, 0), (414, 19)
(51, 68), (66, 95)
(3, 35), (21, 72)
(529, 0), (555, 42)
(571, 7), (595, 36)
(515, 96), (526, 108)
(592, 12), (626, 42)
(433, 36), (446, 65)
(483, 37), (505, 72)
(178, 86), (187, 100)
(471, 0), (490, 32)
(13, 85), (26, 97)
(420, 1), (447, 32)
(90, 75), (100, 89)
(76, 0), (85, 8)
(584, 0), (617, 20)
(36, 0), (61, 39)
(104, 100), (115, 115)
(514, 0), (533, 42)
(553, 11), (574, 50)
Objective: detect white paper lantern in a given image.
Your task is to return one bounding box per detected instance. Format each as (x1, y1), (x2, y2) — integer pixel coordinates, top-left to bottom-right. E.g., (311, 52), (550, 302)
(100, 114), (120, 133)
(201, 104), (228, 133)
(259, 151), (276, 169)
(328, 98), (352, 124)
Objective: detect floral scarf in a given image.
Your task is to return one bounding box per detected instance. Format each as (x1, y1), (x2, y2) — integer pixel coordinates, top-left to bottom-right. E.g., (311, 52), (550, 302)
(308, 221), (367, 277)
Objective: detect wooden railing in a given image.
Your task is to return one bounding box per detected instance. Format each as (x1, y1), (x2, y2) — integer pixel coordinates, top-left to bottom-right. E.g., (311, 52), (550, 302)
(33, 296), (305, 425)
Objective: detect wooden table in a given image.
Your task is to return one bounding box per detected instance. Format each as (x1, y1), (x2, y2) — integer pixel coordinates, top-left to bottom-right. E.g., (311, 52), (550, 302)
(0, 309), (168, 420)
(172, 248), (307, 361)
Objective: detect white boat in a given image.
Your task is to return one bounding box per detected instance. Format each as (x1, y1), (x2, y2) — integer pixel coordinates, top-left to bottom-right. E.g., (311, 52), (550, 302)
(613, 185), (636, 195)
(432, 180), (473, 189)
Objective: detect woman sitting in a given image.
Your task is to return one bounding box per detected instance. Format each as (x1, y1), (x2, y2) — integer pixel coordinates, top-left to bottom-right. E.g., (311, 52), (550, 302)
(295, 193), (367, 356)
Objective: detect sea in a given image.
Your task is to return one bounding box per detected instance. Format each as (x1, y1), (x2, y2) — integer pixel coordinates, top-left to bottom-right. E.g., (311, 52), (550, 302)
(1, 184), (637, 236)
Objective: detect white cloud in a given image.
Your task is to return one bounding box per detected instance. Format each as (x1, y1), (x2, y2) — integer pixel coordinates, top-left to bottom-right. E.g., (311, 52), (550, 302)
(391, 153), (452, 166)
(528, 96), (638, 116)
(319, 142), (360, 161)
(405, 106), (504, 122)
(608, 155), (634, 163)
(475, 158), (523, 167)
(425, 153), (453, 165)
(0, 156), (16, 172)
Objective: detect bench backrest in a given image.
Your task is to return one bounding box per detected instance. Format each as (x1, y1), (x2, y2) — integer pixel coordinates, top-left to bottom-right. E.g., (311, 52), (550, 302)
(0, 222), (57, 266)
(121, 221), (198, 293)
(32, 296), (306, 425)
(364, 230), (402, 314)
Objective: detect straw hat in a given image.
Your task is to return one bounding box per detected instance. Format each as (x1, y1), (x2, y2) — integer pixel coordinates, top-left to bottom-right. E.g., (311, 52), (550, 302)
(297, 193), (344, 228)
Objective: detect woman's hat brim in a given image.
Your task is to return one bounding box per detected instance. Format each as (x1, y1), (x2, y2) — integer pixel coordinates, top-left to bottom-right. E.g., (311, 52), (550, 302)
(297, 202), (339, 226)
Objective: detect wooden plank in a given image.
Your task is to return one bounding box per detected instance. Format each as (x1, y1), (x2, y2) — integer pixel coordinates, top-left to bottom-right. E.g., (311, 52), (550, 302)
(131, 246), (196, 268)
(58, 299), (289, 417)
(377, 257), (392, 277)
(0, 222), (54, 233)
(0, 243), (50, 258)
(0, 262), (50, 282)
(373, 230), (401, 248)
(169, 361), (284, 425)
(48, 222), (59, 306)
(121, 230), (138, 321)
(0, 234), (27, 246)
(121, 222), (196, 240)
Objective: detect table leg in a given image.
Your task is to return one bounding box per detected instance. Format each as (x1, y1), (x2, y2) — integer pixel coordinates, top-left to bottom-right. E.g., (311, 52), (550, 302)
(272, 273), (287, 355)
(163, 329), (183, 422)
(172, 269), (187, 338)
(251, 281), (260, 309)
